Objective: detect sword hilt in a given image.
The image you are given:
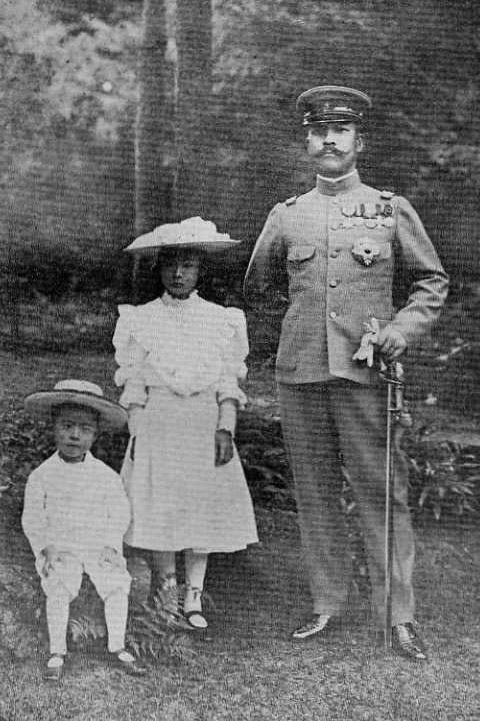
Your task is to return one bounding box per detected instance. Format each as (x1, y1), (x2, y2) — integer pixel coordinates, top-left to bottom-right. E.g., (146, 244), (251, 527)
(380, 361), (412, 427)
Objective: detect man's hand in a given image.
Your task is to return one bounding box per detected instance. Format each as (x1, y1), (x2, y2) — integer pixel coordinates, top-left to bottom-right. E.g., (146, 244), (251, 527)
(377, 326), (407, 364)
(215, 430), (234, 467)
(98, 546), (123, 569)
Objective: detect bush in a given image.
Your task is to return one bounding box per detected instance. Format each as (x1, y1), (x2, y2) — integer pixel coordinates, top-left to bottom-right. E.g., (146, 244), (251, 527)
(406, 438), (480, 521)
(0, 293), (118, 353)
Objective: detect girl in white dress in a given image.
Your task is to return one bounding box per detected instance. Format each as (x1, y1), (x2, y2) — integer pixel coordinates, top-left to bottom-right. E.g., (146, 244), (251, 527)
(113, 217), (258, 629)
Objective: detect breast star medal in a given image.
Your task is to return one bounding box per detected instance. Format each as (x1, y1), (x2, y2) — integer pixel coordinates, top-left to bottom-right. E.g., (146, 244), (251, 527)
(351, 237), (381, 266)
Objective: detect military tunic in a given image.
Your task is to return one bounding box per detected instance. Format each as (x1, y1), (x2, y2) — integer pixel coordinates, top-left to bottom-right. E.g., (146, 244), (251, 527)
(244, 169), (448, 626)
(244, 170), (448, 385)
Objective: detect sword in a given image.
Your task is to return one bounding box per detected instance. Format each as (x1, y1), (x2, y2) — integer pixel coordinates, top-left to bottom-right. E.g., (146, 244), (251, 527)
(353, 319), (412, 650)
(380, 362), (411, 648)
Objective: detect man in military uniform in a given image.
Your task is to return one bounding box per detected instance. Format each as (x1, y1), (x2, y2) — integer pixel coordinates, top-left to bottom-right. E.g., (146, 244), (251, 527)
(244, 86), (448, 660)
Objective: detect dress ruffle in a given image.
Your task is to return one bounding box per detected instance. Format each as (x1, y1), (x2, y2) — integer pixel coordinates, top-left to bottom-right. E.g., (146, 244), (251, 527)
(113, 294), (248, 405)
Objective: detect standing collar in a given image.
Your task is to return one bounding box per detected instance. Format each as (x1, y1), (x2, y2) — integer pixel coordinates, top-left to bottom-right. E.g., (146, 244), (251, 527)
(316, 169), (361, 196)
(161, 290), (199, 308)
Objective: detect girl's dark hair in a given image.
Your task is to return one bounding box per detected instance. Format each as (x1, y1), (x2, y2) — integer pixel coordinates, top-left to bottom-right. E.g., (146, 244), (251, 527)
(133, 250), (208, 304)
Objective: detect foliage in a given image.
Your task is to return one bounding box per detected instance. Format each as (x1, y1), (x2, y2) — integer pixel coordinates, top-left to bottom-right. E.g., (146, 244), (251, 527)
(236, 411), (294, 511)
(126, 588), (194, 662)
(0, 291), (119, 353)
(0, 560), (42, 661)
(66, 581), (193, 662)
(0, 0), (478, 298)
(0, 0), (140, 289)
(407, 439), (480, 521)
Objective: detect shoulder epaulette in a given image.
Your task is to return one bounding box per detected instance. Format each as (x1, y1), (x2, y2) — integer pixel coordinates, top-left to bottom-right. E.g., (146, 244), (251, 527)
(380, 189), (395, 201)
(284, 195), (297, 206)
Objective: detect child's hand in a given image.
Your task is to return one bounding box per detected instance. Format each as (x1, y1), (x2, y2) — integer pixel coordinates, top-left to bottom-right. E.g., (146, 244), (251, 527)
(99, 546), (123, 569)
(215, 430), (234, 466)
(40, 545), (61, 576)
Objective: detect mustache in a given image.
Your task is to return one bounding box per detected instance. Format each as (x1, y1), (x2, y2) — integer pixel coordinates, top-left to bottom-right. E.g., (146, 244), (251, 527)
(315, 147), (344, 157)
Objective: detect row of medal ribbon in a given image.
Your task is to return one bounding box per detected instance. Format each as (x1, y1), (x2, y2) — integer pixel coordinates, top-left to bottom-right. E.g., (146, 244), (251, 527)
(331, 201), (395, 230)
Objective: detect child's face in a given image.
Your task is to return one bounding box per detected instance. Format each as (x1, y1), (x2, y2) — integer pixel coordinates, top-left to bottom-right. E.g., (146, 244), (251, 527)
(160, 250), (201, 299)
(53, 405), (99, 463)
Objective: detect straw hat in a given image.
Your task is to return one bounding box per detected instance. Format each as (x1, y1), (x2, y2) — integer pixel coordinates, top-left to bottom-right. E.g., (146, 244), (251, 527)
(124, 217), (241, 255)
(24, 380), (128, 430)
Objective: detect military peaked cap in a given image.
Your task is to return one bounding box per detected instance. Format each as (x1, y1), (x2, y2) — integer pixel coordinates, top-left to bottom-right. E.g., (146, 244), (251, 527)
(296, 85), (372, 126)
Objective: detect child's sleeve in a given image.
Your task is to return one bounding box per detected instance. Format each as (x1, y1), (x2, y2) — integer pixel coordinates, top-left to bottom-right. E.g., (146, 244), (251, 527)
(21, 473), (48, 558)
(113, 305), (148, 408)
(216, 308), (248, 408)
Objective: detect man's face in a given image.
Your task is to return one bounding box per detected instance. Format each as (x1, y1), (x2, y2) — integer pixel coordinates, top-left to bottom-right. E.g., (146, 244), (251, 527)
(53, 405), (98, 463)
(305, 122), (363, 178)
(160, 250), (201, 299)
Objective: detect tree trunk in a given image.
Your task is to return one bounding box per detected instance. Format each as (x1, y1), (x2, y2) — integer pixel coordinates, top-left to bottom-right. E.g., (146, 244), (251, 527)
(134, 0), (170, 299)
(174, 0), (213, 220)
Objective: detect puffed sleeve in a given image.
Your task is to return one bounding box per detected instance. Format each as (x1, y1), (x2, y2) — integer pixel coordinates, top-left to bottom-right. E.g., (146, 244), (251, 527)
(112, 304), (148, 408)
(217, 307), (248, 407)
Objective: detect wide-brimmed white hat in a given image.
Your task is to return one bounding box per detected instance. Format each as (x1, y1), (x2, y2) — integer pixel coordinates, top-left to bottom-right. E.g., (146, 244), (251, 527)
(124, 216), (241, 255)
(24, 380), (128, 430)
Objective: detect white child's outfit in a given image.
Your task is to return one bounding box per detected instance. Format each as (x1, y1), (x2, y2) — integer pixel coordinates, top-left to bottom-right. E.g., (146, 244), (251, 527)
(22, 451), (132, 656)
(113, 291), (258, 552)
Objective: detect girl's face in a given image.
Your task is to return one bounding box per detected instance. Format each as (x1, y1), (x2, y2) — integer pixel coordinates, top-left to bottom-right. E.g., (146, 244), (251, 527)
(160, 250), (201, 299)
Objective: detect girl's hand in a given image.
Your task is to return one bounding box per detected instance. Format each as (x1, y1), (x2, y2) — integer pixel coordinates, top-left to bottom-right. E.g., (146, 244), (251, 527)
(40, 543), (72, 576)
(99, 546), (123, 569)
(215, 430), (234, 466)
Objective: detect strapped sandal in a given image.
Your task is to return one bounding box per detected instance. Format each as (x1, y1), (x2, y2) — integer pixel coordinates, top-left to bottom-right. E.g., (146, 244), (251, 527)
(183, 587), (208, 630)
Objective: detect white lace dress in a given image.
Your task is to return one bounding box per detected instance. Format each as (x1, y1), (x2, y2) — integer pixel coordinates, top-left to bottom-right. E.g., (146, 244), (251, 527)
(113, 291), (258, 552)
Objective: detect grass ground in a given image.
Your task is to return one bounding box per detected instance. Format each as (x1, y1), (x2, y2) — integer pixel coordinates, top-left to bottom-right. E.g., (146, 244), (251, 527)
(1, 349), (479, 720)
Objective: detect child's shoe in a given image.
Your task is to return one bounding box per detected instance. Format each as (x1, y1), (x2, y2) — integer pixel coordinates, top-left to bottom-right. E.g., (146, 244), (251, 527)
(109, 649), (147, 676)
(44, 654), (65, 682)
(183, 586), (208, 630)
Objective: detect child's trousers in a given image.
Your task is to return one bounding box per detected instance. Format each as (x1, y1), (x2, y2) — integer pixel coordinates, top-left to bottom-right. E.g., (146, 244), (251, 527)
(36, 550), (131, 656)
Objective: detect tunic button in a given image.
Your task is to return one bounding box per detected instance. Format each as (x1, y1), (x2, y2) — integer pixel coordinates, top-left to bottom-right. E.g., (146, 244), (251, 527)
(329, 280), (338, 288)
(330, 251), (339, 258)
(329, 311), (337, 319)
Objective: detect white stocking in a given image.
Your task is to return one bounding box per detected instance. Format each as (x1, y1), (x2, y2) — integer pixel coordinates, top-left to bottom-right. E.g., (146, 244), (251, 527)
(46, 592), (70, 656)
(104, 588), (128, 653)
(184, 551), (208, 613)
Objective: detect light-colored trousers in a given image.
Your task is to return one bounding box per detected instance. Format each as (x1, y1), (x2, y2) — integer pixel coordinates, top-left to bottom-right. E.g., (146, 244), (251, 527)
(279, 380), (415, 627)
(36, 550), (131, 656)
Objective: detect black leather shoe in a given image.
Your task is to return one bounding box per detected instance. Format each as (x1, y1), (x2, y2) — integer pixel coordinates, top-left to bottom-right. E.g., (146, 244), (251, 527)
(392, 623), (428, 661)
(291, 614), (336, 641)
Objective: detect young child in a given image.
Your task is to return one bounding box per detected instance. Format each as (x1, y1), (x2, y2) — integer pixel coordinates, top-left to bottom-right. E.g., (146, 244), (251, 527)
(113, 217), (258, 629)
(22, 379), (146, 681)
